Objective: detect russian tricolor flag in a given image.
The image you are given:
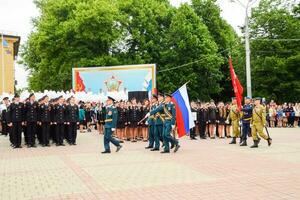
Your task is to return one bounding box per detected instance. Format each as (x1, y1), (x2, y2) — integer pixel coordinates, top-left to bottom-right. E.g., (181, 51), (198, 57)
(172, 84), (195, 138)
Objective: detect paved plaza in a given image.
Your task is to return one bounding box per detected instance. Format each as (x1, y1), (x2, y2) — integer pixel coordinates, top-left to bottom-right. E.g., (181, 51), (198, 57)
(0, 128), (299, 200)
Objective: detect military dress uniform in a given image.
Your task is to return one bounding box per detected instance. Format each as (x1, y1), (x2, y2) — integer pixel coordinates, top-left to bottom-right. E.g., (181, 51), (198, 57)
(240, 102), (252, 146)
(152, 102), (164, 150)
(102, 103), (122, 153)
(66, 104), (79, 145)
(39, 102), (51, 146)
(54, 103), (66, 146)
(228, 104), (240, 144)
(251, 98), (272, 148)
(150, 99), (179, 153)
(6, 102), (24, 148)
(24, 101), (39, 147)
(145, 103), (156, 149)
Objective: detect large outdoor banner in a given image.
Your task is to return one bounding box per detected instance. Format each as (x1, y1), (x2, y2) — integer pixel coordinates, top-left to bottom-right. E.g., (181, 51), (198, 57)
(72, 64), (156, 96)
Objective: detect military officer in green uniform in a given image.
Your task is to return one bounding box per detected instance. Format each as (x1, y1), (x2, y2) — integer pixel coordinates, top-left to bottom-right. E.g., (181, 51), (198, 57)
(102, 96), (122, 154)
(227, 97), (241, 144)
(145, 94), (158, 149)
(250, 97), (272, 148)
(149, 93), (180, 153)
(151, 93), (164, 151)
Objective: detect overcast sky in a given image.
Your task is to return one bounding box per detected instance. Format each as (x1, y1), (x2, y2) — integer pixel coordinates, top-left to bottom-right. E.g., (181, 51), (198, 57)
(0, 0), (260, 89)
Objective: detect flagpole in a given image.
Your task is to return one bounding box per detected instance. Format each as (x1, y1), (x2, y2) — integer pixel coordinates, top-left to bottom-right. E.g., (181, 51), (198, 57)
(172, 81), (190, 95)
(1, 32), (5, 94)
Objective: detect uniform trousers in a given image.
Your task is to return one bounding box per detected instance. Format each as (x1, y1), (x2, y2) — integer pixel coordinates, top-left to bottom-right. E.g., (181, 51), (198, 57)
(27, 122), (37, 146)
(242, 122), (250, 141)
(104, 128), (120, 151)
(12, 122), (22, 147)
(68, 122), (77, 144)
(232, 120), (240, 138)
(42, 122), (50, 145)
(251, 123), (268, 141)
(56, 123), (65, 144)
(163, 120), (178, 152)
(148, 125), (155, 148)
(154, 125), (163, 149)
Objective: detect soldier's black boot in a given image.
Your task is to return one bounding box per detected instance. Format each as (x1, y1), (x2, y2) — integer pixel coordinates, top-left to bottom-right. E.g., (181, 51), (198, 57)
(229, 137), (236, 144)
(250, 140), (258, 148)
(116, 145), (122, 152)
(239, 137), (243, 144)
(240, 140), (247, 146)
(257, 137), (261, 145)
(267, 138), (272, 146)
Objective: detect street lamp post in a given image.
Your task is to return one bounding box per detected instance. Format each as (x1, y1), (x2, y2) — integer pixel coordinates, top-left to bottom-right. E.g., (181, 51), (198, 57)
(230, 0), (255, 98)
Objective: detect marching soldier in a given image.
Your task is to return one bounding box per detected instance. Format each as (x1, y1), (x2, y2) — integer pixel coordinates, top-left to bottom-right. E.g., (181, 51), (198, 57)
(250, 97), (272, 148)
(240, 97), (252, 146)
(145, 94), (158, 149)
(227, 97), (241, 144)
(24, 93), (38, 148)
(39, 95), (51, 147)
(66, 96), (79, 145)
(151, 93), (164, 151)
(6, 94), (24, 148)
(148, 93), (180, 153)
(101, 96), (122, 154)
(54, 96), (66, 146)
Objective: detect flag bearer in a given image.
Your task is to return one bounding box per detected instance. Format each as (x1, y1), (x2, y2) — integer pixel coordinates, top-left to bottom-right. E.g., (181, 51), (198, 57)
(227, 97), (240, 144)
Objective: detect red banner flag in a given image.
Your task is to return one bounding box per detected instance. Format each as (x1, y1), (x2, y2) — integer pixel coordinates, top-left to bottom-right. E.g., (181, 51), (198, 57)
(229, 57), (243, 110)
(75, 71), (86, 92)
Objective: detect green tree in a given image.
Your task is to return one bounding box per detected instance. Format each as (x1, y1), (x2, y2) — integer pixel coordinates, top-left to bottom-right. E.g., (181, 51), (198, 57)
(21, 0), (238, 101)
(21, 0), (123, 91)
(249, 0), (300, 102)
(191, 0), (242, 101)
(159, 4), (222, 100)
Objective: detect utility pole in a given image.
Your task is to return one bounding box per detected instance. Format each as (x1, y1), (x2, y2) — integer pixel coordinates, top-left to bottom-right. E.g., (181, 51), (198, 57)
(230, 0), (256, 98)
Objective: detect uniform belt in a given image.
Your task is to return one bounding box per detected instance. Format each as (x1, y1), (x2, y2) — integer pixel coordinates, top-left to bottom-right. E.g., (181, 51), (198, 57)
(105, 119), (113, 122)
(165, 117), (172, 120)
(243, 118), (251, 121)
